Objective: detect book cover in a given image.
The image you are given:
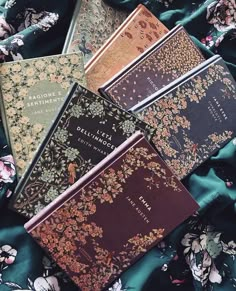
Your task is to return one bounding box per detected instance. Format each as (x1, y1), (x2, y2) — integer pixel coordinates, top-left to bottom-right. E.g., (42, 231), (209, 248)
(99, 25), (205, 110)
(85, 4), (168, 93)
(133, 55), (236, 179)
(11, 84), (155, 218)
(62, 0), (129, 64)
(0, 53), (86, 178)
(25, 132), (198, 291)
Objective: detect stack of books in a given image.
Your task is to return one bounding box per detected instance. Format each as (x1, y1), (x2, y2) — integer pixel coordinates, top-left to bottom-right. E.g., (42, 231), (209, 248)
(1, 1), (236, 290)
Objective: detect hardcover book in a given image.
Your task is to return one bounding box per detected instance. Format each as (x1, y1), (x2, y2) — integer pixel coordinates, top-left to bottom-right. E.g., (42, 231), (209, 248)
(85, 4), (168, 93)
(62, 0), (129, 64)
(99, 25), (205, 110)
(24, 132), (198, 291)
(11, 84), (155, 218)
(132, 55), (236, 179)
(0, 53), (86, 178)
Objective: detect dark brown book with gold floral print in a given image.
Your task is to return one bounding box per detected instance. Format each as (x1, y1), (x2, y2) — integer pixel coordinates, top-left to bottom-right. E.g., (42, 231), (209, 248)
(99, 25), (205, 110)
(24, 131), (198, 291)
(132, 55), (236, 179)
(85, 4), (168, 93)
(10, 84), (155, 218)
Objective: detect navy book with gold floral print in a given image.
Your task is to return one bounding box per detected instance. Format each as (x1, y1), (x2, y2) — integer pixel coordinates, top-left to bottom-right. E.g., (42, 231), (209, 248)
(10, 83), (155, 218)
(25, 132), (198, 291)
(132, 55), (236, 180)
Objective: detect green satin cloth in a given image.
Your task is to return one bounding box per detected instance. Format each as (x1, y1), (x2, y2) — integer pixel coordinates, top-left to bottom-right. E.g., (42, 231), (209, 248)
(0, 0), (235, 290)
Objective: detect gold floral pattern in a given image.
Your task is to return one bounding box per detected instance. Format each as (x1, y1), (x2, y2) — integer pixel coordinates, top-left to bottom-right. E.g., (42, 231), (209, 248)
(30, 144), (184, 290)
(85, 4), (168, 93)
(107, 28), (204, 110)
(137, 62), (236, 179)
(13, 86), (155, 218)
(0, 53), (86, 177)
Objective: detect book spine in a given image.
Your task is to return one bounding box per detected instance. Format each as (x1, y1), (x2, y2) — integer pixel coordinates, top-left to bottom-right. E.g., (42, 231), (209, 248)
(25, 131), (144, 232)
(99, 25), (180, 92)
(98, 87), (115, 103)
(62, 0), (82, 54)
(131, 55), (221, 113)
(84, 4), (144, 72)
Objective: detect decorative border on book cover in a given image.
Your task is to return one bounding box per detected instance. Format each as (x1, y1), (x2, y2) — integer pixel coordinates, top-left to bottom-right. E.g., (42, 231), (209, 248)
(13, 86), (156, 218)
(30, 144), (182, 290)
(0, 54), (85, 177)
(68, 0), (128, 63)
(106, 28), (204, 109)
(137, 63), (236, 179)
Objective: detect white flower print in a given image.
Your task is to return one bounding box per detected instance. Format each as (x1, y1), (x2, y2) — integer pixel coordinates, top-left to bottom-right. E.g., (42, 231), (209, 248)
(221, 240), (236, 255)
(33, 276), (60, 291)
(120, 120), (136, 135)
(108, 279), (127, 291)
(0, 245), (17, 265)
(207, 0), (236, 32)
(181, 226), (223, 286)
(89, 101), (104, 116)
(0, 16), (15, 39)
(17, 8), (59, 32)
(12, 276), (60, 291)
(34, 201), (44, 214)
(35, 12), (59, 32)
(187, 251), (222, 285)
(5, 0), (16, 9)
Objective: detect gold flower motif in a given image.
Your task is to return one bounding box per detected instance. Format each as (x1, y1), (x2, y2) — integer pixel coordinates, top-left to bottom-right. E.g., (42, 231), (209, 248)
(12, 64), (22, 72)
(4, 94), (13, 102)
(70, 55), (79, 64)
(11, 126), (20, 134)
(19, 88), (28, 97)
(48, 65), (57, 73)
(33, 123), (43, 133)
(24, 136), (33, 145)
(73, 71), (82, 80)
(0, 66), (10, 74)
(20, 116), (30, 124)
(17, 159), (26, 169)
(35, 60), (45, 69)
(62, 66), (72, 75)
(2, 82), (12, 90)
(39, 72), (47, 81)
(15, 101), (24, 109)
(26, 68), (35, 77)
(14, 143), (23, 152)
(61, 81), (70, 89)
(27, 78), (36, 86)
(59, 57), (68, 65)
(7, 108), (16, 117)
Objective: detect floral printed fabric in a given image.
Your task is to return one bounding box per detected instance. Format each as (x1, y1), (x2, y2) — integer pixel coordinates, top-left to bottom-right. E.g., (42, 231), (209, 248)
(0, 0), (75, 61)
(0, 0), (235, 291)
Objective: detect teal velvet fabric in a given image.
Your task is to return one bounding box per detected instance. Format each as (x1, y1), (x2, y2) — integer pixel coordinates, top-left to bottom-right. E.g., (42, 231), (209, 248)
(0, 0), (235, 290)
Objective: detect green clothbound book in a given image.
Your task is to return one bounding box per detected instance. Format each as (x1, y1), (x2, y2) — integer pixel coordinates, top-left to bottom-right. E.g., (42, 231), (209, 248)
(0, 52), (86, 178)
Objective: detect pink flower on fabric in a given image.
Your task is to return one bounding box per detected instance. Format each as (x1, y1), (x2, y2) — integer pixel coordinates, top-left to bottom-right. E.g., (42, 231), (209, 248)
(0, 155), (16, 183)
(0, 245), (17, 265)
(207, 0), (236, 32)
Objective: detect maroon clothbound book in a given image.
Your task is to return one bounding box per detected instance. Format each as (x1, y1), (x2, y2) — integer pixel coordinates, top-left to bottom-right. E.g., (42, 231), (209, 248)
(25, 132), (198, 291)
(85, 4), (168, 93)
(99, 25), (205, 110)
